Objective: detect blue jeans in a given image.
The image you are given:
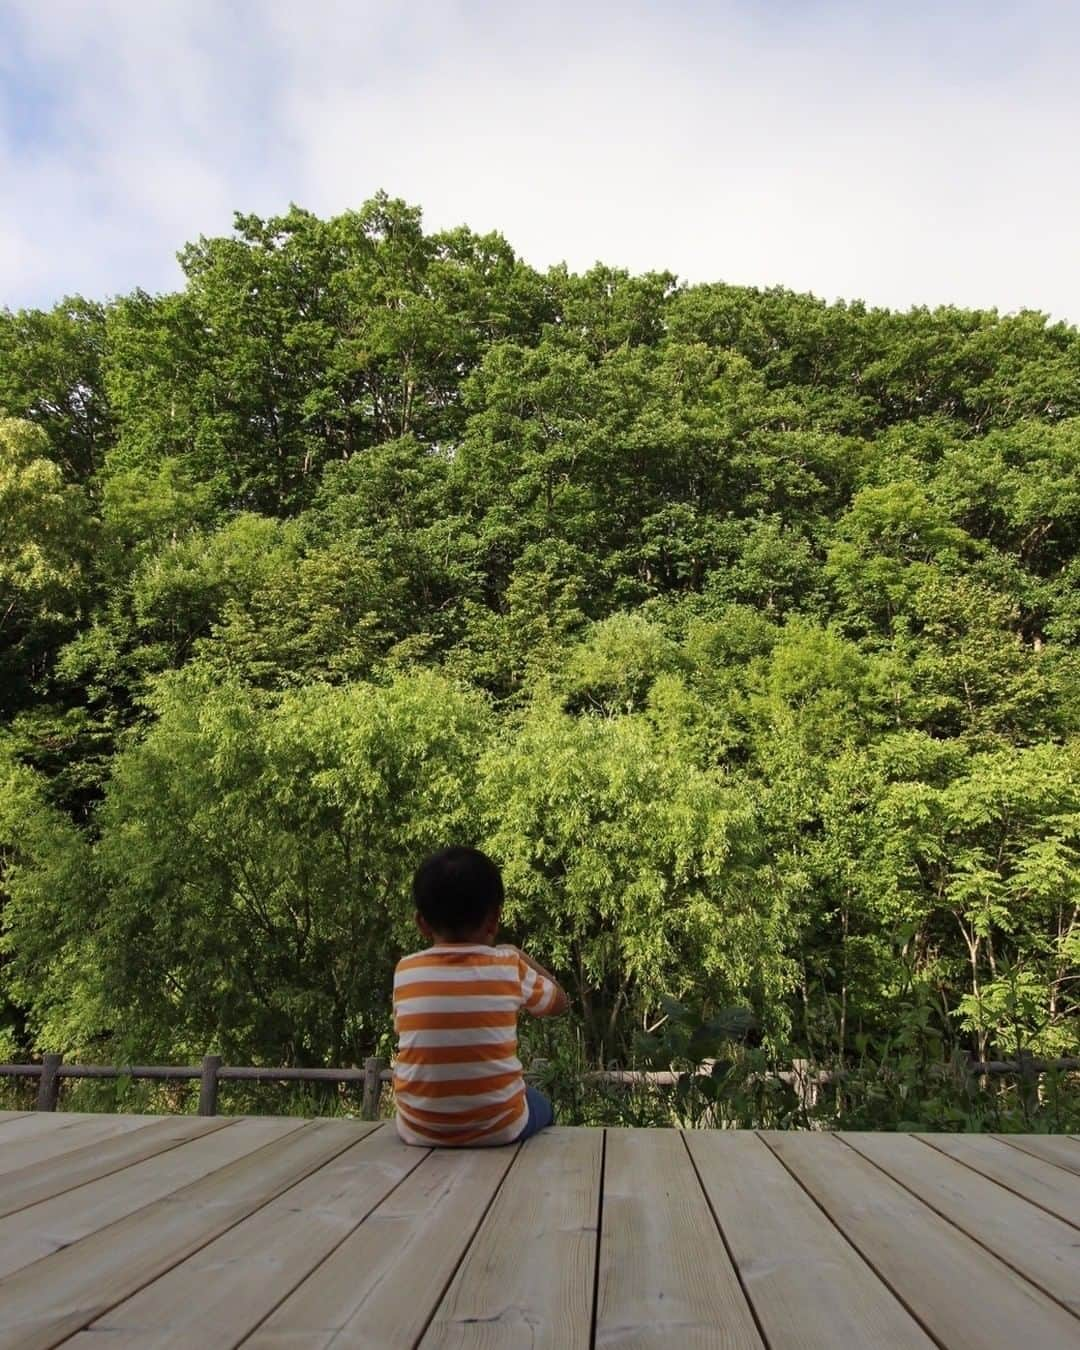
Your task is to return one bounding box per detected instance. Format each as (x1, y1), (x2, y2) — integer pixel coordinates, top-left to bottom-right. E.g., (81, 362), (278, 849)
(514, 1085), (554, 1141)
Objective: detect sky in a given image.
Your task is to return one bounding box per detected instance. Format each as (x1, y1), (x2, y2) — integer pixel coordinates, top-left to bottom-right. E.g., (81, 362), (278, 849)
(1, 0), (1078, 321)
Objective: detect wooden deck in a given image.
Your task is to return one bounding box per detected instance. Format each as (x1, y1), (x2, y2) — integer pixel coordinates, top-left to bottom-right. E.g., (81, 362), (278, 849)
(0, 1112), (1076, 1348)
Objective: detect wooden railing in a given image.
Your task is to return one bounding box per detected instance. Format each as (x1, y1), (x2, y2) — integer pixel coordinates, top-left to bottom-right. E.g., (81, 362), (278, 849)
(0, 1054), (389, 1119)
(1, 1050), (1076, 1118)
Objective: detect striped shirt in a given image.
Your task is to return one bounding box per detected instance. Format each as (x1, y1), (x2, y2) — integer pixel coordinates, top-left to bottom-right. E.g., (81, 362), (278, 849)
(392, 943), (558, 1146)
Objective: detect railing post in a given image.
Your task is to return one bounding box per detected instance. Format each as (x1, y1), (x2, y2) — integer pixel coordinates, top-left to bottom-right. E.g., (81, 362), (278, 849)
(361, 1057), (383, 1120)
(199, 1055), (222, 1116)
(791, 1058), (817, 1114)
(36, 1053), (62, 1111)
(1017, 1048), (1037, 1116)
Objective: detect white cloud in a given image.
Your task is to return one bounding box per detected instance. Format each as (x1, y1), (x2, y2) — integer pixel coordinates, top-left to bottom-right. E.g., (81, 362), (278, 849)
(2, 0), (1079, 321)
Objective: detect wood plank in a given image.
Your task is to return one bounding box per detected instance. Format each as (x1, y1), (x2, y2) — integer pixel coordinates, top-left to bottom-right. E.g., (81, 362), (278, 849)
(764, 1131), (1080, 1350)
(246, 1144), (519, 1349)
(0, 1111), (37, 1127)
(0, 1113), (230, 1218)
(420, 1127), (600, 1350)
(0, 1116), (306, 1281)
(687, 1131), (934, 1348)
(64, 1127), (429, 1349)
(918, 1132), (1080, 1229)
(0, 1112), (162, 1176)
(842, 1132), (1080, 1317)
(996, 1133), (1080, 1176)
(594, 1128), (762, 1350)
(0, 1111), (94, 1144)
(0, 1118), (377, 1350)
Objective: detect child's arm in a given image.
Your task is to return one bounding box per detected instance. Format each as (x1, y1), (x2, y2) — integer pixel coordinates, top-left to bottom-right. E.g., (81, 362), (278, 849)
(510, 946), (569, 1016)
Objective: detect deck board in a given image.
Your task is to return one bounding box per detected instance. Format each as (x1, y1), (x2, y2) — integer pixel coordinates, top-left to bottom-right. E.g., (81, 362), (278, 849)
(842, 1131), (1080, 1317)
(686, 1130), (935, 1348)
(65, 1126), (420, 1349)
(0, 1117), (306, 1281)
(0, 1114), (230, 1220)
(246, 1145), (518, 1349)
(0, 1112), (163, 1176)
(595, 1128), (762, 1349)
(995, 1131), (1080, 1175)
(419, 1126), (601, 1349)
(918, 1131), (1080, 1227)
(0, 1119), (372, 1350)
(0, 1113), (1075, 1349)
(763, 1130), (1080, 1350)
(0, 1111), (93, 1144)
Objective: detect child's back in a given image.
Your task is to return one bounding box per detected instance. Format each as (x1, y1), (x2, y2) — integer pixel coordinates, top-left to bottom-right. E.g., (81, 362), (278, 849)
(391, 846), (568, 1148)
(393, 941), (558, 1145)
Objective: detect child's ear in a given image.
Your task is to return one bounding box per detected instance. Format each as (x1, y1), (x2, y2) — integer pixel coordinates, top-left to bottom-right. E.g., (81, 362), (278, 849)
(415, 911), (434, 939)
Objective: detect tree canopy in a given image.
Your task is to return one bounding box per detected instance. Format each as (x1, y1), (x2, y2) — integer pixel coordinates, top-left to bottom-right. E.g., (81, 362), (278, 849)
(1, 193), (1077, 1097)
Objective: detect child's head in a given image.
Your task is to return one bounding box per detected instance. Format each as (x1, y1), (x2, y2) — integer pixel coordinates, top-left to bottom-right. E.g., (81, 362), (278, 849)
(412, 846), (504, 943)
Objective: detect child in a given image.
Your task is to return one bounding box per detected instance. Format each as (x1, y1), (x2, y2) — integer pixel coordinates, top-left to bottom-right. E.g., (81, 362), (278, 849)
(392, 846), (568, 1146)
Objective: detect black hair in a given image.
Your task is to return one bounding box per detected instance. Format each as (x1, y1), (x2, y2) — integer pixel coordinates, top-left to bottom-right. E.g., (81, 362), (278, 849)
(412, 846), (505, 940)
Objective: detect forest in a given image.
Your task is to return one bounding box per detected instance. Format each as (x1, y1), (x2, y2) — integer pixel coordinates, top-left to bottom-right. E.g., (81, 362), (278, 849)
(1, 193), (1078, 1128)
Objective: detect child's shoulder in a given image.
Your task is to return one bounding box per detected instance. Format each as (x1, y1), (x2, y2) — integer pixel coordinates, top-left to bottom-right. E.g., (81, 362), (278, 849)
(395, 944), (520, 970)
(395, 947), (431, 972)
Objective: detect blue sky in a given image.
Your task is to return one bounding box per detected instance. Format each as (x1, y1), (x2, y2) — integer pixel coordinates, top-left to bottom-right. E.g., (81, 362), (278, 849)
(2, 1), (1078, 320)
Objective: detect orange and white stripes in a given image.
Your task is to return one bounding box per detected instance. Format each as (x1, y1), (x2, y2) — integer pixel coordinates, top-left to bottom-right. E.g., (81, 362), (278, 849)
(392, 944), (557, 1146)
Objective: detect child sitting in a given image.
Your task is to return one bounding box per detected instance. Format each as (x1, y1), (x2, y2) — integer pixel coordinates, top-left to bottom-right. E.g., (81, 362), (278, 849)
(392, 846), (568, 1146)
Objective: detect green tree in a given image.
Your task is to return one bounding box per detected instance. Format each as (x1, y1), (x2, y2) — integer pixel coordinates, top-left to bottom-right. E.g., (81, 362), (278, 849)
(0, 297), (112, 480)
(0, 419), (94, 714)
(1, 194), (1079, 1115)
(2, 669), (493, 1065)
(479, 694), (793, 1059)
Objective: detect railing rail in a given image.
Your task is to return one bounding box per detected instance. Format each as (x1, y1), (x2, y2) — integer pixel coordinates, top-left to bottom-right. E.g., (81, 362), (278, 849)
(1, 1050), (1076, 1117)
(0, 1054), (387, 1118)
